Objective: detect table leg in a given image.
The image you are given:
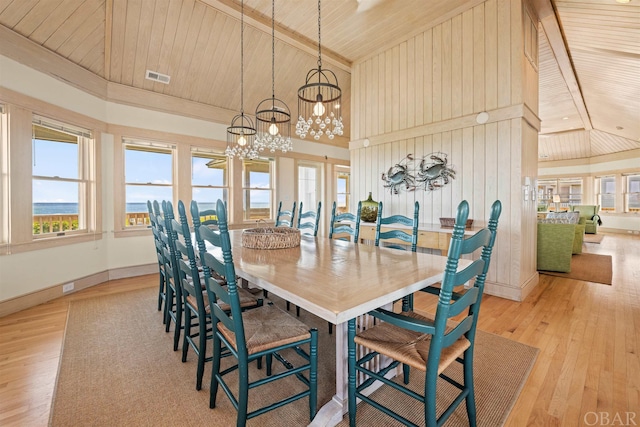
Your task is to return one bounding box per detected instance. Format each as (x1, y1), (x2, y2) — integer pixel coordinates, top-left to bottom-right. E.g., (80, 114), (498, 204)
(309, 309), (396, 427)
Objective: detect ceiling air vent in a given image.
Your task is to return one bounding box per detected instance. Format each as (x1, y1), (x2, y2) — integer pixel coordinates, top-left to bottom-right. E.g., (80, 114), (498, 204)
(145, 70), (170, 84)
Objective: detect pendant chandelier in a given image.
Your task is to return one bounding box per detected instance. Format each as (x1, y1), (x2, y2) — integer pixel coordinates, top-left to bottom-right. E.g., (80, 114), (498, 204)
(255, 0), (292, 154)
(295, 0), (344, 141)
(226, 0), (257, 159)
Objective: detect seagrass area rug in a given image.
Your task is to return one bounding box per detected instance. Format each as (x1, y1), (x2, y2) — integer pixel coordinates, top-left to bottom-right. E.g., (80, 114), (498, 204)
(50, 287), (538, 427)
(583, 234), (604, 244)
(539, 252), (613, 285)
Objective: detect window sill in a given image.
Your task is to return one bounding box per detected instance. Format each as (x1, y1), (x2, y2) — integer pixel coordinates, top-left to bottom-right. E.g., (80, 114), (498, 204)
(1, 232), (104, 255)
(114, 228), (152, 238)
(599, 212), (640, 217)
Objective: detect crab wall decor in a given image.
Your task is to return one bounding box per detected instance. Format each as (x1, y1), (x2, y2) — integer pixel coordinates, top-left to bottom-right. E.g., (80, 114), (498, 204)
(381, 154), (416, 194)
(381, 152), (456, 194)
(416, 153), (456, 191)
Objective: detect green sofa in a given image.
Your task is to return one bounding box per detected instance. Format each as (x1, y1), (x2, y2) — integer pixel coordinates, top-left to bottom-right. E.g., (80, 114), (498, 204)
(537, 223), (576, 272)
(537, 212), (586, 272)
(571, 205), (600, 234)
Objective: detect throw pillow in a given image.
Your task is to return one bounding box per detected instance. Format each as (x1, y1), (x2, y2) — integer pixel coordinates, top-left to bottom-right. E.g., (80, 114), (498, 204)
(546, 211), (580, 224)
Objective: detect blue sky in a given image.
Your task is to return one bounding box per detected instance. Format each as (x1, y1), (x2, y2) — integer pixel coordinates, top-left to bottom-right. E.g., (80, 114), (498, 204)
(33, 140), (271, 206)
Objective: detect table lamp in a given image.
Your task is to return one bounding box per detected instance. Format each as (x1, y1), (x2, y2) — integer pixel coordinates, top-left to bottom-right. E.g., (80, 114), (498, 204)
(553, 194), (561, 211)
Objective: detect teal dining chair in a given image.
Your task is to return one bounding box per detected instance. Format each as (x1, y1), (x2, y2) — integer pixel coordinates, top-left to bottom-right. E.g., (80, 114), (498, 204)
(275, 201), (297, 227)
(196, 207), (219, 227)
(193, 199), (318, 426)
(148, 200), (167, 316)
(347, 199), (502, 427)
(159, 200), (184, 351)
(172, 200), (262, 390)
(374, 200), (420, 311)
(329, 201), (362, 242)
(297, 201), (322, 236)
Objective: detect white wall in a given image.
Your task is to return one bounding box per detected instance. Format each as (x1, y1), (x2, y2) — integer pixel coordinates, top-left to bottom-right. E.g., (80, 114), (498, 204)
(348, 0), (540, 301)
(0, 54), (349, 304)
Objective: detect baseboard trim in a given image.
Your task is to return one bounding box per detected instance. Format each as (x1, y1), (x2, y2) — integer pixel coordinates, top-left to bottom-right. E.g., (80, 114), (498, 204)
(0, 263), (157, 318)
(484, 274), (539, 302)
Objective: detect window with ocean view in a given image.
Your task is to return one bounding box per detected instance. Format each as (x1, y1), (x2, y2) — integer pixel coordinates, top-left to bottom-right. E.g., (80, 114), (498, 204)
(124, 141), (173, 227)
(32, 117), (94, 237)
(243, 158), (273, 221)
(192, 150), (228, 215)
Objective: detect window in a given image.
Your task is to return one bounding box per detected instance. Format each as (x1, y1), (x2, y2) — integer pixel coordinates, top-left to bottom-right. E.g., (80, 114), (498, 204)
(625, 174), (640, 213)
(558, 178), (582, 208)
(32, 117), (94, 237)
(598, 176), (616, 212)
(191, 150), (228, 214)
(537, 178), (582, 211)
(242, 158), (273, 220)
(0, 104), (7, 245)
(124, 140), (173, 227)
(336, 169), (350, 214)
(298, 162), (321, 211)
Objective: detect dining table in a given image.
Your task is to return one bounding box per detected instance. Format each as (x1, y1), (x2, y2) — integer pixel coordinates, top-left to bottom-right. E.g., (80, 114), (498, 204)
(223, 229), (469, 427)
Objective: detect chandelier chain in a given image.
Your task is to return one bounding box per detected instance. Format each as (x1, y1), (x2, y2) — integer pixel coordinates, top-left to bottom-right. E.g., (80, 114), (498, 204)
(317, 0), (321, 68)
(271, 0), (275, 98)
(240, 0), (245, 115)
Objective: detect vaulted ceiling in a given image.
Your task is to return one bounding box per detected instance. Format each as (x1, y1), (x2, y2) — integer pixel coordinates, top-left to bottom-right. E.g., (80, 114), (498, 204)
(1, 0), (638, 160)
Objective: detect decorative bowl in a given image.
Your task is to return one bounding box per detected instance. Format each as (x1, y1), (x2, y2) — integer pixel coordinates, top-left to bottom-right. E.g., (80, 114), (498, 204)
(242, 227), (301, 249)
(439, 218), (474, 229)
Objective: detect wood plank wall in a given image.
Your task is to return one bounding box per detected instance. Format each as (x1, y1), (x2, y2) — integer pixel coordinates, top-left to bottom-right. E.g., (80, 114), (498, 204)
(349, 0), (540, 301)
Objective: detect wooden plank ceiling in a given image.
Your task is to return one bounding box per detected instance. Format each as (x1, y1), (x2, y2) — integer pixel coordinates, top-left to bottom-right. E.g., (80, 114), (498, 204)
(0, 0), (638, 160)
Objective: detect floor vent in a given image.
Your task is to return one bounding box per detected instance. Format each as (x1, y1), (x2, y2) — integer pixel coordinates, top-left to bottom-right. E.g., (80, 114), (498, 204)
(145, 70), (170, 84)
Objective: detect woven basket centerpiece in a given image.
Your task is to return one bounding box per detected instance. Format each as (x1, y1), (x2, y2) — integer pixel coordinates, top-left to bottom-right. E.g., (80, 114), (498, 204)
(241, 227), (301, 249)
(439, 217), (474, 229)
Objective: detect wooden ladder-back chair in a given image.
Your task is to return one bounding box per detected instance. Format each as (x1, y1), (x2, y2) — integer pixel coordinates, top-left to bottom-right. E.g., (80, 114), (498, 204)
(329, 201), (362, 242)
(275, 201), (297, 227)
(374, 201), (420, 311)
(347, 200), (502, 427)
(297, 201), (322, 236)
(148, 200), (167, 317)
(197, 207), (219, 227)
(178, 201), (263, 390)
(194, 199), (318, 427)
(159, 200), (184, 351)
(168, 200), (211, 389)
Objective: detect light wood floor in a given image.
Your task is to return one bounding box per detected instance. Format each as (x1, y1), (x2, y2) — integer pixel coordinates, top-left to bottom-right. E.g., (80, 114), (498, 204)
(1, 233), (638, 426)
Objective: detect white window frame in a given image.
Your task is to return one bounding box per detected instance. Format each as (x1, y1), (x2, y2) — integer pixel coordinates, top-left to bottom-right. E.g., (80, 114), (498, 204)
(624, 173), (640, 213)
(242, 157), (274, 221)
(597, 176), (616, 212)
(191, 148), (229, 210)
(32, 115), (95, 239)
(297, 161), (322, 213)
(335, 166), (350, 214)
(122, 139), (175, 230)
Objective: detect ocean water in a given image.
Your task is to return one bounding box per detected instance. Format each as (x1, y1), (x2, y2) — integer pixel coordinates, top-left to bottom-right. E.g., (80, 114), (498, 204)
(33, 202), (268, 215)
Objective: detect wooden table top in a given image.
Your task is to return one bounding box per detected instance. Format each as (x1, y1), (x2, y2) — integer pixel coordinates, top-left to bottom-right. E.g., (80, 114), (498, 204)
(226, 231), (460, 325)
